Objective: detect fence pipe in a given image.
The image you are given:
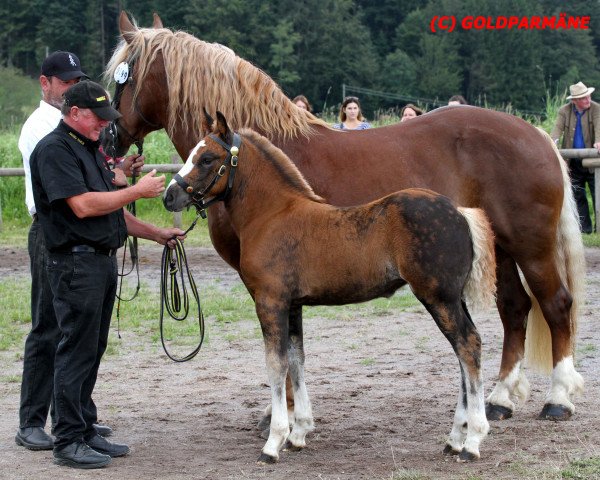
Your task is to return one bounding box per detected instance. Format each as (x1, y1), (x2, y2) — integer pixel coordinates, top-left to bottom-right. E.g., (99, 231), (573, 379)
(2, 150), (600, 230)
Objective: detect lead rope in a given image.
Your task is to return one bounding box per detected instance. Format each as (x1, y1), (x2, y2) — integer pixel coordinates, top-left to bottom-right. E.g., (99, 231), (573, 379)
(115, 141), (143, 337)
(159, 210), (205, 362)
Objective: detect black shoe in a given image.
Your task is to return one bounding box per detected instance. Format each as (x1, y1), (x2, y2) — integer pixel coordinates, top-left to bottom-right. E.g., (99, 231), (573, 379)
(53, 441), (111, 469)
(93, 423), (113, 437)
(15, 427), (54, 450)
(85, 433), (130, 457)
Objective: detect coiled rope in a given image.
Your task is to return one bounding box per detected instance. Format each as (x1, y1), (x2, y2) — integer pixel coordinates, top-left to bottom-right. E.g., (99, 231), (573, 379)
(159, 212), (205, 362)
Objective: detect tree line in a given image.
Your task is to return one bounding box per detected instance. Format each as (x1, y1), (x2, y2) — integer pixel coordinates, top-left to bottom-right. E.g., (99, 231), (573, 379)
(1, 0), (600, 117)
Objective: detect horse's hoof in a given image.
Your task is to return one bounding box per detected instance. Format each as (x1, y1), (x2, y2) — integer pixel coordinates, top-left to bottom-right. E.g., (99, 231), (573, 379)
(457, 449), (479, 462)
(283, 440), (303, 452)
(538, 403), (572, 421)
(257, 414), (271, 431)
(257, 452), (278, 464)
(485, 403), (513, 421)
(258, 427), (270, 440)
(443, 444), (461, 456)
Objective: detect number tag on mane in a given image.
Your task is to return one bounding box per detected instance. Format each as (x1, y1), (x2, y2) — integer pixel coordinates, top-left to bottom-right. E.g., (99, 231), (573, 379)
(114, 62), (130, 84)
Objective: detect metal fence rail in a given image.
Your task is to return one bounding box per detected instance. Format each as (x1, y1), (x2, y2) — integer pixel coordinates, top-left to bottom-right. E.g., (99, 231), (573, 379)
(2, 150), (600, 231)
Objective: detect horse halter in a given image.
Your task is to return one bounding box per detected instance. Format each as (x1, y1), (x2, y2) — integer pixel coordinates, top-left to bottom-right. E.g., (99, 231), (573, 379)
(173, 133), (242, 212)
(104, 58), (161, 159)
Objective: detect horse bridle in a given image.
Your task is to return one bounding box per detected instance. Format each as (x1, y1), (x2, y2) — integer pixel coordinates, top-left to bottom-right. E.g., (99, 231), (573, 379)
(173, 133), (242, 213)
(104, 58), (162, 159)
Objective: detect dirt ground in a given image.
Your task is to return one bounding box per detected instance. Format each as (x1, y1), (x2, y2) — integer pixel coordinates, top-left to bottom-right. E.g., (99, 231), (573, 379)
(0, 244), (599, 480)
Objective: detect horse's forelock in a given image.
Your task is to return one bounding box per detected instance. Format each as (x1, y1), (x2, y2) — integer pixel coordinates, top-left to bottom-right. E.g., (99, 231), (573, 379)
(105, 24), (329, 141)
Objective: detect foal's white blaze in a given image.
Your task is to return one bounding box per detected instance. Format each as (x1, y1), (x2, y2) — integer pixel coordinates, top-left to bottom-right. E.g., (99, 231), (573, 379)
(166, 139), (206, 190)
(486, 361), (530, 411)
(545, 356), (584, 411)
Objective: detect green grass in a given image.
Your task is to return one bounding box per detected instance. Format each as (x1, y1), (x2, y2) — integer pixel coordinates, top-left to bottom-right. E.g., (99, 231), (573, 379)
(561, 457), (600, 479)
(0, 275), (421, 356)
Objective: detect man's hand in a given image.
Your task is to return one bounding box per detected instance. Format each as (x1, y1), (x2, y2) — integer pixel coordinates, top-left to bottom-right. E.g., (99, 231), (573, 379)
(594, 141), (600, 151)
(156, 228), (186, 248)
(113, 168), (128, 187)
(118, 154), (145, 177)
(134, 169), (166, 198)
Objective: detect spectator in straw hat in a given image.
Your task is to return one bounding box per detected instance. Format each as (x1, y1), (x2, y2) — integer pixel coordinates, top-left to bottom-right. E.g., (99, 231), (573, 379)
(551, 81), (600, 233)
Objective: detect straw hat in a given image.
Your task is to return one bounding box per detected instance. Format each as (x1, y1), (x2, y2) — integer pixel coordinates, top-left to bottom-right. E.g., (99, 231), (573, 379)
(567, 82), (595, 99)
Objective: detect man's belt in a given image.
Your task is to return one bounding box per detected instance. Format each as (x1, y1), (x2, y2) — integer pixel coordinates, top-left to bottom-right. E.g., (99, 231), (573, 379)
(69, 245), (118, 256)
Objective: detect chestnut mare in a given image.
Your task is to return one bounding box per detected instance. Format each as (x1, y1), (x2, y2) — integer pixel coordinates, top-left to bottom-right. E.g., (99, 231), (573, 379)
(163, 111), (497, 462)
(103, 12), (585, 422)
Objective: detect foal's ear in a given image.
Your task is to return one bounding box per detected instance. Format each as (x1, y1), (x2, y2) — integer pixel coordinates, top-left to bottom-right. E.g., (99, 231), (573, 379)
(152, 12), (163, 29)
(119, 11), (137, 44)
(215, 111), (233, 145)
(201, 108), (214, 134)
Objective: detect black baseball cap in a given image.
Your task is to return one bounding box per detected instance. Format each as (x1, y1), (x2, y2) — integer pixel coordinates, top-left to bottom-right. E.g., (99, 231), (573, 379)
(64, 80), (122, 121)
(41, 51), (87, 81)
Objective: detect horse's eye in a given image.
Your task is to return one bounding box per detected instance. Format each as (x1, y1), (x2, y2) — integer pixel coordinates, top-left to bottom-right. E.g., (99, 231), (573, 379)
(200, 153), (213, 165)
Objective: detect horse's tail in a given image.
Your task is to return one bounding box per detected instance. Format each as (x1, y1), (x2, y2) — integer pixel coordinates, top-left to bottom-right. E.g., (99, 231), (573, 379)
(458, 207), (497, 311)
(524, 129), (587, 373)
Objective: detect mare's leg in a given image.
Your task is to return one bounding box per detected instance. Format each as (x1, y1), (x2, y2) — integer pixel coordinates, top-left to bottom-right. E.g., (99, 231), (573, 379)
(285, 306), (314, 450)
(421, 299), (489, 461)
(486, 248), (531, 420)
(255, 298), (290, 464)
(519, 257), (584, 420)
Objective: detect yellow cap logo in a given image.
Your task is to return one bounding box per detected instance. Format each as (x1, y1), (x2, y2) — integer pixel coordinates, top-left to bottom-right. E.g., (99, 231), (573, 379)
(96, 96), (107, 102)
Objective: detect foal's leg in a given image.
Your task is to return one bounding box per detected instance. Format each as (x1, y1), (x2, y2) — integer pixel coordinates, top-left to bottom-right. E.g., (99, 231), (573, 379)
(443, 364), (468, 455)
(255, 299), (290, 463)
(486, 249), (531, 420)
(423, 300), (489, 461)
(285, 306), (314, 450)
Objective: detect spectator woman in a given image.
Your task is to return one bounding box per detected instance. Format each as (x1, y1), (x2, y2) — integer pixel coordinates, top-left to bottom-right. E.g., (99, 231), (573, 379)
(293, 95), (312, 112)
(400, 103), (424, 122)
(333, 96), (371, 130)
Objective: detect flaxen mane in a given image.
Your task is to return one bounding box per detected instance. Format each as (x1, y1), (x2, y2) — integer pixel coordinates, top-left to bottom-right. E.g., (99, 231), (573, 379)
(104, 24), (329, 140)
(238, 128), (325, 203)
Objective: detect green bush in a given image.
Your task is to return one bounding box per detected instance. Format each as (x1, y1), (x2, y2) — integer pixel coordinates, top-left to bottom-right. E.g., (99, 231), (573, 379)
(0, 67), (39, 131)
(0, 129), (211, 246)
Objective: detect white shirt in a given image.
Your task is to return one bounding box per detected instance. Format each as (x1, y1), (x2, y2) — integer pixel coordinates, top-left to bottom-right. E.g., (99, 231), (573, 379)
(18, 100), (62, 216)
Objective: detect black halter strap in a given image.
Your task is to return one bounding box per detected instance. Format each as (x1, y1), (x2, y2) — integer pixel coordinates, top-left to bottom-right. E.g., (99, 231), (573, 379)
(173, 133), (242, 213)
(105, 58), (161, 160)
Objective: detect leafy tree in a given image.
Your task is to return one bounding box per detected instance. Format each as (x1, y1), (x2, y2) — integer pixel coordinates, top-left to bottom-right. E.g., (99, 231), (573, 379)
(0, 66), (38, 130)
(269, 19), (301, 87)
(378, 49), (417, 97)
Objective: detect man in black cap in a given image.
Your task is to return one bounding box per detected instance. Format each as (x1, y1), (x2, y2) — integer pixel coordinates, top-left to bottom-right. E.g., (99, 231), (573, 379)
(17, 51), (119, 452)
(30, 80), (185, 469)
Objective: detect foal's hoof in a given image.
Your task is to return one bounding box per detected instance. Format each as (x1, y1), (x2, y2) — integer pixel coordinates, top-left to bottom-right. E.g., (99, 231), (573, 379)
(257, 452), (278, 464)
(283, 440), (303, 452)
(485, 403), (513, 421)
(538, 403), (572, 421)
(256, 414), (271, 432)
(443, 444), (461, 456)
(457, 449), (479, 462)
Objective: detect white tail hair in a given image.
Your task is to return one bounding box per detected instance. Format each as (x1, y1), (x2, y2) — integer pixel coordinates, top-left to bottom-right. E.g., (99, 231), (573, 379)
(458, 207), (497, 311)
(523, 128), (587, 373)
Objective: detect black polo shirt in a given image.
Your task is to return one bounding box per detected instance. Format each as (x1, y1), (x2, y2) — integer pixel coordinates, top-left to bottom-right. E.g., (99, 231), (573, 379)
(30, 120), (128, 252)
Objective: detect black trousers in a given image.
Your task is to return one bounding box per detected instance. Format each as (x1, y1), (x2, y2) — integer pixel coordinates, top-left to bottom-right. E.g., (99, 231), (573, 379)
(571, 166), (596, 234)
(19, 219), (60, 428)
(47, 251), (117, 448)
